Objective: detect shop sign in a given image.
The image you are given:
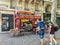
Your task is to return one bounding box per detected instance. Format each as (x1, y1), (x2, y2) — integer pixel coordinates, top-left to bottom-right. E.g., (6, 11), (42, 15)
(3, 17), (9, 19)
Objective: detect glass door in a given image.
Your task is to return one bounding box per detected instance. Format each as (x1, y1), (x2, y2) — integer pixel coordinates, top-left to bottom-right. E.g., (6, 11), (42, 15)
(2, 14), (13, 31)
(2, 19), (9, 31)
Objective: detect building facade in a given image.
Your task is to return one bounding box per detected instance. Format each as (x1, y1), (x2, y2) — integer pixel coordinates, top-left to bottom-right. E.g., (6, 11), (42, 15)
(0, 0), (60, 32)
(44, 0), (60, 25)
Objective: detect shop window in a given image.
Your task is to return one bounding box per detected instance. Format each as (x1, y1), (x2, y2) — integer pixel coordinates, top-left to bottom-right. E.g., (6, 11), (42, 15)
(56, 15), (60, 26)
(2, 14), (13, 31)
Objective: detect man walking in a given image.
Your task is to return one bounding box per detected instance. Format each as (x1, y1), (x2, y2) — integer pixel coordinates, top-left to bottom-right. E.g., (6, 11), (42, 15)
(37, 19), (45, 45)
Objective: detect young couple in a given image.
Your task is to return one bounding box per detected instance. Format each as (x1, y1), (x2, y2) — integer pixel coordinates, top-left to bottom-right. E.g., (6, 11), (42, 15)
(37, 19), (57, 45)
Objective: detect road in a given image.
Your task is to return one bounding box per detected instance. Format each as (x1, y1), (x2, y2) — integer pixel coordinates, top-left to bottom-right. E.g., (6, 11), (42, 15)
(0, 32), (60, 45)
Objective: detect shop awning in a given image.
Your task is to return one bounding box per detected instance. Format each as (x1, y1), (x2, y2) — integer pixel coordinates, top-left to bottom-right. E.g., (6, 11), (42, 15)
(24, 12), (33, 14)
(18, 11), (24, 14)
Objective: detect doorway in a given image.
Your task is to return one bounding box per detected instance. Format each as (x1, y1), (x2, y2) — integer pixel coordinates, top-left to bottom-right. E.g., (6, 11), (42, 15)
(2, 14), (13, 31)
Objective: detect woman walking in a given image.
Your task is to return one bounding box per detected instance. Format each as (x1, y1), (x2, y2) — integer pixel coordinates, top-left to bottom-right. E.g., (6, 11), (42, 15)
(49, 22), (57, 45)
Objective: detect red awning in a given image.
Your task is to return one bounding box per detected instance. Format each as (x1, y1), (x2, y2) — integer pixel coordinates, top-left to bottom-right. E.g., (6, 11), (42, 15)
(18, 11), (24, 14)
(24, 12), (33, 14)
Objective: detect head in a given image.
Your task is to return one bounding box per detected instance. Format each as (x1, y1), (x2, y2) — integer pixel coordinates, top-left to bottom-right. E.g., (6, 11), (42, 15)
(50, 21), (54, 26)
(36, 19), (39, 22)
(37, 19), (41, 22)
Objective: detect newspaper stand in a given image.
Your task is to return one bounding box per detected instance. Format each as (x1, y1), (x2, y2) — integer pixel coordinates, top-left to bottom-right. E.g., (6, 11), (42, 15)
(10, 11), (40, 36)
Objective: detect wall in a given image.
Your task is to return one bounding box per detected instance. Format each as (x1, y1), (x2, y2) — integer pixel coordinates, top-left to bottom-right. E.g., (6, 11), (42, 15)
(0, 12), (2, 32)
(0, 0), (10, 9)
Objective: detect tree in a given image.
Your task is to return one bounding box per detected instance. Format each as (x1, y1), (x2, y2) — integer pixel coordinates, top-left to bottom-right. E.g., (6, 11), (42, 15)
(51, 0), (57, 24)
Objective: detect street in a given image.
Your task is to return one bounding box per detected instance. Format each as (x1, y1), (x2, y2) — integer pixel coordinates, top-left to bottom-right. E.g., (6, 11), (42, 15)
(0, 0), (60, 45)
(0, 32), (60, 45)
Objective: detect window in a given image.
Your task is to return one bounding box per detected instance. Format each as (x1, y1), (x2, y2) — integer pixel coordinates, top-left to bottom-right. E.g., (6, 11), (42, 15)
(35, 3), (39, 11)
(45, 4), (51, 13)
(31, 0), (34, 4)
(10, 0), (17, 9)
(56, 15), (60, 26)
(57, 0), (60, 5)
(24, 0), (29, 11)
(18, 0), (22, 4)
(0, 0), (9, 2)
(0, 4), (8, 9)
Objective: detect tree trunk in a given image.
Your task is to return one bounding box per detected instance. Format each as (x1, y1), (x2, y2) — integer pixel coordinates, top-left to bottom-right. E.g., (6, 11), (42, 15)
(51, 0), (57, 24)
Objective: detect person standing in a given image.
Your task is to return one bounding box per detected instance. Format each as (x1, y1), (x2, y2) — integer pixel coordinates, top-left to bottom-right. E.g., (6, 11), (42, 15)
(49, 22), (57, 45)
(37, 19), (45, 45)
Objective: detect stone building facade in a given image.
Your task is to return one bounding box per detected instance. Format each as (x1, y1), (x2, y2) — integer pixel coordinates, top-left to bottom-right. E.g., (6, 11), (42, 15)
(0, 0), (60, 32)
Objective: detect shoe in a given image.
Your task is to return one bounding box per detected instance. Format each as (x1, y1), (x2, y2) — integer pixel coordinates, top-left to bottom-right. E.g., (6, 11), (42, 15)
(49, 43), (52, 45)
(55, 42), (58, 45)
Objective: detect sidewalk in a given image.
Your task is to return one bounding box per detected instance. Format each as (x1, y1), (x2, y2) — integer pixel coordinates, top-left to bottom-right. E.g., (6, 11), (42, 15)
(0, 31), (10, 34)
(44, 29), (60, 41)
(55, 29), (60, 38)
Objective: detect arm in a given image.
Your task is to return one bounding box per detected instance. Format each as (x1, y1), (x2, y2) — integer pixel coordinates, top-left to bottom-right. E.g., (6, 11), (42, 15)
(49, 26), (51, 33)
(44, 25), (47, 30)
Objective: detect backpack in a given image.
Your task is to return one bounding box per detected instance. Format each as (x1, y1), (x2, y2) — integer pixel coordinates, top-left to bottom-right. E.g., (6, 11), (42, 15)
(54, 26), (59, 31)
(39, 21), (45, 29)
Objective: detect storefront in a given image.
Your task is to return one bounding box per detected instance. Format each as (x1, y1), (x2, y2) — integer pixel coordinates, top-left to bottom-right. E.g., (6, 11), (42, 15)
(14, 11), (40, 31)
(56, 15), (60, 27)
(0, 9), (14, 32)
(2, 14), (14, 31)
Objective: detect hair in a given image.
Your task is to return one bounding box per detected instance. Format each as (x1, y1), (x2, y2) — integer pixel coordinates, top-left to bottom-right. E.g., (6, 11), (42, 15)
(50, 21), (55, 26)
(39, 19), (41, 21)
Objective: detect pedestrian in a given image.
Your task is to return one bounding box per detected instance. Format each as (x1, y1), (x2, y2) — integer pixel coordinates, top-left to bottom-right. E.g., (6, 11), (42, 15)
(36, 26), (40, 34)
(49, 21), (57, 45)
(37, 19), (45, 45)
(44, 24), (48, 34)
